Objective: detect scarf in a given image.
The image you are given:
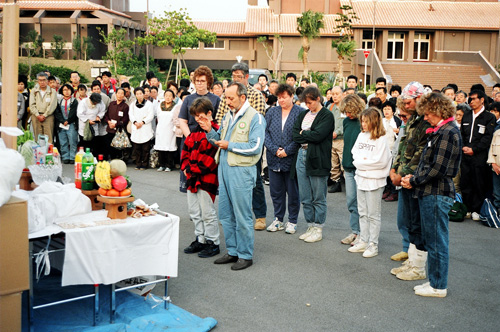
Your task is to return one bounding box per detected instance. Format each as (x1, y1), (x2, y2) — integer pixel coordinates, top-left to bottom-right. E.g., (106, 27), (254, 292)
(426, 116), (455, 134)
(160, 102), (174, 112)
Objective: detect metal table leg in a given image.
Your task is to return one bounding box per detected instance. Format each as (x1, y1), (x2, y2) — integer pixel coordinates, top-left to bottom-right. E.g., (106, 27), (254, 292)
(94, 284), (99, 326)
(110, 283), (116, 324)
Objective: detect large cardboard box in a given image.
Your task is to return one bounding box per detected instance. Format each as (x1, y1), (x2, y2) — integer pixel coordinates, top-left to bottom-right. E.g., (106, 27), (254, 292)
(0, 292), (22, 332)
(0, 196), (29, 296)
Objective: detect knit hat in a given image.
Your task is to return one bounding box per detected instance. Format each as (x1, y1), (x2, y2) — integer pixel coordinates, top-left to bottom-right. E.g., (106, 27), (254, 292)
(401, 81), (424, 100)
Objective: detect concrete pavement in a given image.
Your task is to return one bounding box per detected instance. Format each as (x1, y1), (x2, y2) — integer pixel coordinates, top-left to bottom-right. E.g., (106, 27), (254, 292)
(63, 165), (499, 331)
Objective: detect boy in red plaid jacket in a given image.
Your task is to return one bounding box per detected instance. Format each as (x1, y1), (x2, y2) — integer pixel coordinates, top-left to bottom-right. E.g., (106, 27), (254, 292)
(181, 97), (221, 258)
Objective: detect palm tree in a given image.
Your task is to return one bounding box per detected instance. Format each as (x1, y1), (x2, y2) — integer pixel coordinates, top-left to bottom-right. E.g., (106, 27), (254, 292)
(296, 10), (324, 78)
(332, 39), (357, 86)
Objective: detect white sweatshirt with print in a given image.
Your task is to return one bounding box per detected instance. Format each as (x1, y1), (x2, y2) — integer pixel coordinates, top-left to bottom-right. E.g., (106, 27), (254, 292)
(352, 131), (392, 191)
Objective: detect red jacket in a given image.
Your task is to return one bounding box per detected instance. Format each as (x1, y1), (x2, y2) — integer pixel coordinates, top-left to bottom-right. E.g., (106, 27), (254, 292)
(181, 122), (219, 201)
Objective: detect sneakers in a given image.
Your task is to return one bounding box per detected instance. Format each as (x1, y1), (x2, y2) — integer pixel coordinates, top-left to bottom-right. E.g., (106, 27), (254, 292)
(266, 218), (284, 232)
(362, 242), (378, 258)
(157, 167), (165, 172)
(351, 235), (361, 247)
(414, 281), (430, 291)
(285, 222), (297, 234)
(414, 283), (447, 298)
(472, 212), (481, 221)
(328, 181), (342, 193)
(391, 251), (409, 261)
(304, 227), (322, 243)
(396, 266), (427, 281)
(254, 218), (267, 231)
(341, 233), (357, 245)
(197, 240), (220, 258)
(390, 260), (411, 275)
(184, 239), (206, 254)
(348, 241), (368, 253)
(299, 225), (314, 240)
(382, 189), (390, 200)
(164, 167), (172, 172)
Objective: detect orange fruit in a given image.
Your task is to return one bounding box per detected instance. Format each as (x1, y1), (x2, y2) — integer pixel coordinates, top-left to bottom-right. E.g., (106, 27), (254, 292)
(107, 189), (120, 197)
(120, 188), (132, 197)
(98, 188), (108, 196)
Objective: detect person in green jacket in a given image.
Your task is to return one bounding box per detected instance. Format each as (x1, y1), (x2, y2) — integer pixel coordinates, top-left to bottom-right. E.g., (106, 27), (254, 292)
(292, 86), (334, 243)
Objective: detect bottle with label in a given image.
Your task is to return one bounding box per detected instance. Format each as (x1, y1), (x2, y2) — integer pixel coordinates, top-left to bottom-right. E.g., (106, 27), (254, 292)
(81, 148), (95, 190)
(52, 147), (61, 166)
(45, 144), (54, 165)
(75, 147), (85, 189)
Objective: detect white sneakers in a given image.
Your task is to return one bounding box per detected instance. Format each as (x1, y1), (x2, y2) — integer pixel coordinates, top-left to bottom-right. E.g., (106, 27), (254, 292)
(414, 282), (447, 298)
(304, 227), (322, 243)
(267, 218), (284, 232)
(362, 243), (378, 258)
(348, 241), (368, 253)
(285, 222), (297, 234)
(472, 212), (481, 221)
(341, 233), (357, 245)
(299, 225), (314, 240)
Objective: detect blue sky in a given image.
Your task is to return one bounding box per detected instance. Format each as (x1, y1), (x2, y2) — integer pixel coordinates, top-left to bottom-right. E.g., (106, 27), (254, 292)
(129, 0), (268, 21)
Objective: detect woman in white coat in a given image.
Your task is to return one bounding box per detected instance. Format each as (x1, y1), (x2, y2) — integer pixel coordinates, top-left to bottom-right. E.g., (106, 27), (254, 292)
(154, 89), (177, 171)
(77, 92), (106, 154)
(129, 87), (154, 170)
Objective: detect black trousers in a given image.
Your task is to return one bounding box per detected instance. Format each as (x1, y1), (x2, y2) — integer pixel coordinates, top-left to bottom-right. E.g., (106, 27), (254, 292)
(460, 155), (492, 213)
(158, 150), (175, 169)
(132, 140), (151, 168)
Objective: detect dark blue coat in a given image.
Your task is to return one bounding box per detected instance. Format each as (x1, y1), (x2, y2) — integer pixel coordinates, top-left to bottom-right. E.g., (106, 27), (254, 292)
(264, 104), (303, 172)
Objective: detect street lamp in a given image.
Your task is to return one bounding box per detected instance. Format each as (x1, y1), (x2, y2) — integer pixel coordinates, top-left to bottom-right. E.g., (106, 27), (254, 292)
(146, 0), (150, 72)
(370, 0), (377, 86)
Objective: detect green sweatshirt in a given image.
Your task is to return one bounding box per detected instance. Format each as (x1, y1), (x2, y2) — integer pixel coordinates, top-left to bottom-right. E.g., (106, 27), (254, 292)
(342, 117), (361, 172)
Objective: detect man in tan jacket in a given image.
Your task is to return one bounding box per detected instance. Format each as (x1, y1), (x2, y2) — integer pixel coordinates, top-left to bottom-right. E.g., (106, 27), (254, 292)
(29, 72), (58, 143)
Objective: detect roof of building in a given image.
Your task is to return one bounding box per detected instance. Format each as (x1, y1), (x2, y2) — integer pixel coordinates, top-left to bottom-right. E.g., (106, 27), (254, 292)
(343, 0), (500, 30)
(193, 21), (247, 37)
(245, 6), (341, 36)
(0, 0), (132, 19)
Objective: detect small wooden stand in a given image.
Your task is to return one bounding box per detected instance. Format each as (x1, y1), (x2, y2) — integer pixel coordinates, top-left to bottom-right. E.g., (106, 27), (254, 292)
(96, 196), (134, 219)
(81, 190), (104, 211)
(19, 171), (35, 191)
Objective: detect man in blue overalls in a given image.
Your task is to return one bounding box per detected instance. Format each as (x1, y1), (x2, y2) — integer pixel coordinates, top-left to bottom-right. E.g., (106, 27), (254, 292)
(198, 82), (265, 270)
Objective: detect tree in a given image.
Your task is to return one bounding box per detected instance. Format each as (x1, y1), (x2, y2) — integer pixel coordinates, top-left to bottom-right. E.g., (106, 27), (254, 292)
(72, 33), (82, 60)
(135, 9), (217, 81)
(257, 34), (284, 78)
(82, 36), (95, 61)
(296, 10), (324, 78)
(331, 5), (359, 85)
(98, 27), (135, 77)
(51, 35), (66, 60)
(24, 30), (44, 81)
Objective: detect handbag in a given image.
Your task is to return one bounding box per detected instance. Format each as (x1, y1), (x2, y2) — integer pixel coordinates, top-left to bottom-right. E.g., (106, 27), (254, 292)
(83, 121), (95, 141)
(111, 128), (132, 149)
(448, 193), (467, 222)
(479, 198), (500, 228)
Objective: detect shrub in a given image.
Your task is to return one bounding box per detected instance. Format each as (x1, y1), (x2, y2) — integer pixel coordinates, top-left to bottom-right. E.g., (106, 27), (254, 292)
(19, 63), (89, 85)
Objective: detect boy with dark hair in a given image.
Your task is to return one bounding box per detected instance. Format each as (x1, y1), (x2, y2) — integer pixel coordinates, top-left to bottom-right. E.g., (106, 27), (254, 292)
(181, 97), (221, 258)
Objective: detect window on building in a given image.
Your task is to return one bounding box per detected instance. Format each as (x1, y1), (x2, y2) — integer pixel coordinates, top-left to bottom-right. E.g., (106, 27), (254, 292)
(362, 30), (375, 49)
(387, 32), (405, 60)
(204, 40), (225, 49)
(413, 33), (430, 61)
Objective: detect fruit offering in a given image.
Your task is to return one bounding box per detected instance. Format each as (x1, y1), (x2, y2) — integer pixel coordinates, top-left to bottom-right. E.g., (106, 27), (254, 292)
(95, 159), (132, 197)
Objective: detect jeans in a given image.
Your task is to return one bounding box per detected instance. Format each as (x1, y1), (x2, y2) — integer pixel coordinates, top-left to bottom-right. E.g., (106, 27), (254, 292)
(268, 170), (300, 224)
(296, 149), (328, 225)
(218, 164), (256, 260)
(187, 189), (220, 245)
(344, 170), (360, 234)
(396, 190), (410, 252)
(357, 187), (384, 245)
(252, 158), (267, 219)
(492, 170), (500, 211)
(57, 124), (78, 161)
(419, 194), (453, 290)
(400, 188), (424, 251)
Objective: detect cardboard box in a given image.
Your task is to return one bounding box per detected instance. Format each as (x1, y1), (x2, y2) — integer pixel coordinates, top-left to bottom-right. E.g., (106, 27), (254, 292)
(0, 292), (22, 332)
(0, 196), (29, 296)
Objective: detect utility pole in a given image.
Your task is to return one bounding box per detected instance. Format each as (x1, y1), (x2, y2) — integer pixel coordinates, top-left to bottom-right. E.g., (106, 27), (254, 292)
(146, 0), (150, 72)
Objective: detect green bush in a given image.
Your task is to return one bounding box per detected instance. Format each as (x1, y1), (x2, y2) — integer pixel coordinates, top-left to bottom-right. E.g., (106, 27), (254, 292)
(19, 63), (89, 86)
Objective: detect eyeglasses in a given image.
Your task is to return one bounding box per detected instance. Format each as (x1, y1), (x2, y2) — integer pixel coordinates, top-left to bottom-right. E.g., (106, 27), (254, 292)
(195, 80), (207, 84)
(231, 75), (245, 80)
(399, 115), (408, 119)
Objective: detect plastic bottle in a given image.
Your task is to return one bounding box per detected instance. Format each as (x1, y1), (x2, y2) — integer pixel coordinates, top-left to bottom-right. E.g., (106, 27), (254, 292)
(75, 147), (85, 189)
(52, 147), (61, 166)
(45, 144), (54, 165)
(81, 148), (95, 190)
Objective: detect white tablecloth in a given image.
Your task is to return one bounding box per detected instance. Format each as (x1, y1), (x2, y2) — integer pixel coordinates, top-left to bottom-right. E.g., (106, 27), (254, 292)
(30, 214), (179, 286)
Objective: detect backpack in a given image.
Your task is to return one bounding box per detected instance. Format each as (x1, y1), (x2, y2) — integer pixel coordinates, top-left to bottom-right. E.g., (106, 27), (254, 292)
(449, 193), (467, 222)
(479, 198), (500, 228)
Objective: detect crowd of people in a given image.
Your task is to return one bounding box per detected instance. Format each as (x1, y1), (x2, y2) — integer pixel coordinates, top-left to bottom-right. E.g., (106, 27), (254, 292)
(7, 62), (500, 297)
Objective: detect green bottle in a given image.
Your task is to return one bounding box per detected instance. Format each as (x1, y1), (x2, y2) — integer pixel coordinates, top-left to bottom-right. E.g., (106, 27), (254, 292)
(81, 148), (95, 190)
